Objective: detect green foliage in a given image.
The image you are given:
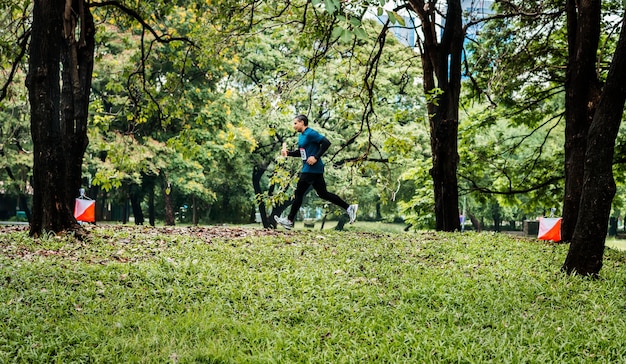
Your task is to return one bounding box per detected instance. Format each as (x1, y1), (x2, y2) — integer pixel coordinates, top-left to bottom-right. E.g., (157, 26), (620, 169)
(83, 3), (259, 223)
(0, 105), (30, 195)
(465, 2), (568, 108)
(457, 104), (565, 219)
(462, 0), (626, 224)
(0, 0), (31, 203)
(8, 0), (618, 230)
(397, 155), (435, 228)
(2, 226), (626, 361)
(234, 16), (426, 221)
(0, 0), (30, 77)
(460, 2), (571, 223)
(312, 0), (405, 43)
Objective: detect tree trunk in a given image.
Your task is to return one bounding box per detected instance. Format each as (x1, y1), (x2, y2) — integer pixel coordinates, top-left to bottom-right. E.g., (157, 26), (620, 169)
(563, 14), (626, 276)
(94, 189), (106, 221)
(561, 0), (602, 242)
(410, 0), (463, 231)
(61, 0), (94, 210)
(129, 186), (144, 225)
(27, 0), (77, 236)
(491, 202), (501, 232)
(469, 214), (481, 232)
(144, 174), (156, 226)
(148, 187), (155, 226)
(26, 0), (94, 237)
(429, 111), (461, 231)
(121, 196), (129, 224)
(192, 196), (198, 226)
(252, 164), (272, 228)
(163, 179), (175, 226)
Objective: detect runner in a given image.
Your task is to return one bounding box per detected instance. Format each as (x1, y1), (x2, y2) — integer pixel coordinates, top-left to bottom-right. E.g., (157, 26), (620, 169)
(274, 114), (357, 230)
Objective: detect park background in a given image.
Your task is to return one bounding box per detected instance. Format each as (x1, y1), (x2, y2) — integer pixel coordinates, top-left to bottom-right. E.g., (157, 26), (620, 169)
(3, 1), (626, 360)
(3, 0), (626, 236)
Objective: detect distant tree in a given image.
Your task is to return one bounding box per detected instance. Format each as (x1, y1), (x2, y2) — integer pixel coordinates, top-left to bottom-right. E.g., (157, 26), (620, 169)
(84, 3), (258, 226)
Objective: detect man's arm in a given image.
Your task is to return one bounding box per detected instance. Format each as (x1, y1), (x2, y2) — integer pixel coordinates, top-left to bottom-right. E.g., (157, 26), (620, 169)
(314, 137), (331, 160)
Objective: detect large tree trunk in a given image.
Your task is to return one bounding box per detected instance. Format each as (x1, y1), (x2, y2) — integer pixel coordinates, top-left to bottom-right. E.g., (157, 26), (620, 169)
(410, 0), (463, 231)
(563, 14), (626, 276)
(561, 0), (602, 242)
(430, 111), (461, 231)
(27, 0), (76, 236)
(26, 0), (94, 237)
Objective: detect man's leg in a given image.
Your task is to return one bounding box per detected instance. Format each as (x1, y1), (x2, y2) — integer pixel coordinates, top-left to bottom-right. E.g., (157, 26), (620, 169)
(311, 174), (349, 210)
(312, 174), (358, 223)
(287, 175), (312, 222)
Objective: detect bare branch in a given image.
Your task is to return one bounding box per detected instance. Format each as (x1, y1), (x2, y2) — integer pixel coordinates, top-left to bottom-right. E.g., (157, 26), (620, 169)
(333, 157), (389, 167)
(459, 173), (564, 195)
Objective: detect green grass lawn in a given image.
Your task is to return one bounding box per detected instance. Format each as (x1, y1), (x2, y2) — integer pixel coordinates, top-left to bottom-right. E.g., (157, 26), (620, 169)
(1, 224), (626, 363)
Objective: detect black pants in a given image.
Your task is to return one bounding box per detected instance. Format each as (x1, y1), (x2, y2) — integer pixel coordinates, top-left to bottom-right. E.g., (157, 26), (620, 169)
(288, 173), (349, 222)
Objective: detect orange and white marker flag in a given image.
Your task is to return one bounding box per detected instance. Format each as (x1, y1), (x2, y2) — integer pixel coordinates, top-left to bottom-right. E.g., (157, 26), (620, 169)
(538, 217), (562, 242)
(74, 198), (95, 222)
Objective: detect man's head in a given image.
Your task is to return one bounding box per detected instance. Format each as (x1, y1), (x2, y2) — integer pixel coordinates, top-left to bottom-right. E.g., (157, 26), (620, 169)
(293, 114), (308, 132)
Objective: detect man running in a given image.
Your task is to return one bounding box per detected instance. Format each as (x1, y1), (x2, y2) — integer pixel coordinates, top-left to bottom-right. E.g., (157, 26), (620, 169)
(274, 114), (357, 230)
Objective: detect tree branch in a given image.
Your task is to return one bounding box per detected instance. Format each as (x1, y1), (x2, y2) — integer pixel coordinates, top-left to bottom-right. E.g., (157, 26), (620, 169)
(459, 174), (564, 195)
(332, 157), (389, 167)
(90, 1), (195, 46)
(0, 30), (30, 102)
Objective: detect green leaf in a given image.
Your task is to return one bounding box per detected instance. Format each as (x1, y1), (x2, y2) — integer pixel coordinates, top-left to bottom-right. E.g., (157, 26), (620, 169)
(331, 26), (344, 40)
(349, 17), (361, 27)
(324, 0), (338, 13)
(387, 10), (406, 27)
(340, 29), (353, 43)
(353, 27), (368, 40)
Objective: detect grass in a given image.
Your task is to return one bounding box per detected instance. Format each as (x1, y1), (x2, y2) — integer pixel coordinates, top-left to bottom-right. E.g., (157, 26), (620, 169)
(606, 237), (626, 251)
(2, 224), (626, 363)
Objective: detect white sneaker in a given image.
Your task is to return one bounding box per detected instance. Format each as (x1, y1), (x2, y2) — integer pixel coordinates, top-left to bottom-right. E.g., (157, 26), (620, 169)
(274, 215), (293, 230)
(347, 204), (358, 224)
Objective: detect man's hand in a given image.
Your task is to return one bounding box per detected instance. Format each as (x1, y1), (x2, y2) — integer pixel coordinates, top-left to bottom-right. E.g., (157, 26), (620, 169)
(306, 156), (317, 165)
(281, 142), (288, 157)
